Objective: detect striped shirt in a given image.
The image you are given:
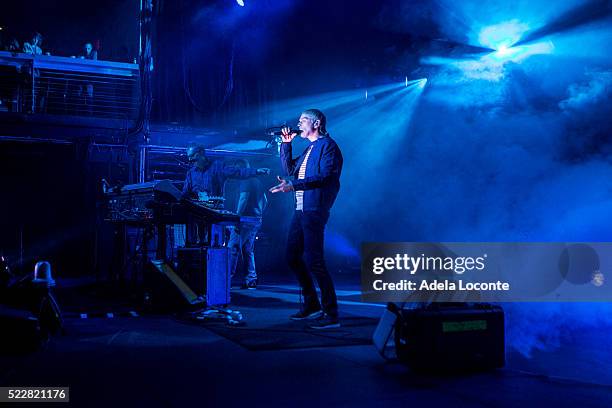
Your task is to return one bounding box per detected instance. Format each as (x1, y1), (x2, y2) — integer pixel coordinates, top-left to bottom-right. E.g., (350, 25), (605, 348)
(295, 145), (314, 210)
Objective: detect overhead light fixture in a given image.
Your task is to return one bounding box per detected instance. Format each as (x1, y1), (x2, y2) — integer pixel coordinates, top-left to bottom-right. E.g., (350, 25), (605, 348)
(236, 0), (245, 6)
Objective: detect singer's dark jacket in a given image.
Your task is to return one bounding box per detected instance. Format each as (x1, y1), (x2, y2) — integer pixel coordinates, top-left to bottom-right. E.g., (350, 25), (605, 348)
(280, 135), (343, 212)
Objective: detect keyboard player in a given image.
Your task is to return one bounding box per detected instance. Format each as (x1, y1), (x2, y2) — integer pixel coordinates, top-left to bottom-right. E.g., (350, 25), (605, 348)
(181, 145), (270, 245)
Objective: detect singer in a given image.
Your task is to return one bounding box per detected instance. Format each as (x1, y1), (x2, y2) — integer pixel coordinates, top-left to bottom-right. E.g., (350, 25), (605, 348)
(269, 109), (343, 329)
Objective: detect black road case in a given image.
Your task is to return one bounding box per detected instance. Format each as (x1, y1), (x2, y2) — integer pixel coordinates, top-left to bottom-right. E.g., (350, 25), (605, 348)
(394, 303), (505, 372)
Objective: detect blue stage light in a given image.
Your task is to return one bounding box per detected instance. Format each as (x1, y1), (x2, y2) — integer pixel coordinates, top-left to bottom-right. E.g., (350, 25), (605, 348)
(495, 45), (512, 57)
(236, 0), (245, 6)
(478, 20), (530, 51)
(477, 20), (554, 66)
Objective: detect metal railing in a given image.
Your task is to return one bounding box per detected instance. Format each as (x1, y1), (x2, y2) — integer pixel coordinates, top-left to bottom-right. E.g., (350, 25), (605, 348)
(0, 51), (140, 122)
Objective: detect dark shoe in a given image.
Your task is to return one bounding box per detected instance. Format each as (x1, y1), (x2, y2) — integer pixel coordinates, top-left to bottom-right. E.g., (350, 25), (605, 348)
(308, 314), (340, 330)
(240, 280), (257, 290)
(290, 309), (323, 321)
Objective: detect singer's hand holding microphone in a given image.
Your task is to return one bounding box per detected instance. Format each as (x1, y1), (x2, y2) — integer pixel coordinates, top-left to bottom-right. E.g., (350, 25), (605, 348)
(280, 126), (298, 143)
(268, 126), (299, 193)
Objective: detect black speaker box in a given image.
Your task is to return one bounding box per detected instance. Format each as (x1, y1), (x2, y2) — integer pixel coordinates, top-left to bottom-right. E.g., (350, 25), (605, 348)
(394, 303), (505, 372)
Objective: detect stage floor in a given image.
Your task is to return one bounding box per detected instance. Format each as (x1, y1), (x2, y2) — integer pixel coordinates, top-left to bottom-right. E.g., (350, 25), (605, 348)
(1, 282), (611, 407)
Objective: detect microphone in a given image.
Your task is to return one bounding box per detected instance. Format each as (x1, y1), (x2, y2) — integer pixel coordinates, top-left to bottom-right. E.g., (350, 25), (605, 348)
(265, 128), (302, 136)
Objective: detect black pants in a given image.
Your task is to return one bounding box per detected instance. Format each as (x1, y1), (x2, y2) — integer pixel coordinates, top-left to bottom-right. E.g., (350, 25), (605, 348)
(286, 210), (338, 318)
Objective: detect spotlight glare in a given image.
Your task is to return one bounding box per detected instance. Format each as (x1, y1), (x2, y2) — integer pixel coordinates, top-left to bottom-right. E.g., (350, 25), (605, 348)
(478, 20), (529, 51)
(236, 0), (245, 6)
(405, 76), (408, 87)
(496, 45), (510, 56)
